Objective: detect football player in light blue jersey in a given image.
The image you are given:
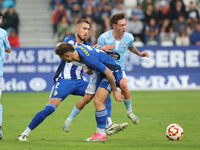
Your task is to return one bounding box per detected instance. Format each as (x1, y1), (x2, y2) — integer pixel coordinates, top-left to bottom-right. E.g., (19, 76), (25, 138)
(97, 13), (149, 126)
(54, 43), (125, 141)
(0, 11), (12, 140)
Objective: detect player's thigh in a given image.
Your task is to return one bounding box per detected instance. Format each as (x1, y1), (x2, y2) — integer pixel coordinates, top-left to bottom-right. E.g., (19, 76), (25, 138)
(73, 80), (89, 96)
(49, 79), (77, 101)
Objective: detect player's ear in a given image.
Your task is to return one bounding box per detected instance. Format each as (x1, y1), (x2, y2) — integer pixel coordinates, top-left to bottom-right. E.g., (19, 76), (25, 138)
(113, 24), (116, 29)
(75, 26), (79, 32)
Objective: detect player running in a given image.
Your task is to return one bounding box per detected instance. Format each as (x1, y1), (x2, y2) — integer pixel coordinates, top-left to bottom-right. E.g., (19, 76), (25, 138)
(55, 43), (125, 141)
(0, 11), (12, 140)
(96, 12), (149, 125)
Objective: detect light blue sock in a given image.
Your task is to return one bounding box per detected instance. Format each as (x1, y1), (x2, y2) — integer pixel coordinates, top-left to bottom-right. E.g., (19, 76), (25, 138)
(68, 105), (82, 120)
(124, 98), (132, 111)
(0, 102), (2, 124)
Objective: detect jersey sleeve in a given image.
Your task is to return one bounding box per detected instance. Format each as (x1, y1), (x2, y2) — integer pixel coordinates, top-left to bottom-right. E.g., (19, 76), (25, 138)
(3, 32), (11, 50)
(95, 61), (106, 74)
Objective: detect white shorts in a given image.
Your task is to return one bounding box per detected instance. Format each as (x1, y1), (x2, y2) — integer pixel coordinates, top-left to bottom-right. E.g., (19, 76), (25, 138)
(0, 77), (3, 99)
(122, 71), (127, 80)
(85, 70), (127, 95)
(85, 72), (98, 95)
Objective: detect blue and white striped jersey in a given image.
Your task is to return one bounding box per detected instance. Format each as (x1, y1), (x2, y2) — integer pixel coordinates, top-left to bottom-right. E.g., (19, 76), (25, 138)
(53, 35), (91, 83)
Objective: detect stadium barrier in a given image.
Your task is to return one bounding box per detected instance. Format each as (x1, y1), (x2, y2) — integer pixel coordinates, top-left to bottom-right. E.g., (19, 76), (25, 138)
(3, 45), (200, 92)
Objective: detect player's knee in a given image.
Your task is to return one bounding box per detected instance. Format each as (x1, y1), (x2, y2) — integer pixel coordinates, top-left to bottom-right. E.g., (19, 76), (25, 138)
(93, 97), (104, 109)
(120, 81), (128, 91)
(83, 94), (94, 105)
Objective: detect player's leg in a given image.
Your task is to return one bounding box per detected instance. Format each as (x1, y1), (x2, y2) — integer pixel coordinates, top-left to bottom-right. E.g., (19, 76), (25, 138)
(63, 93), (94, 132)
(63, 77), (96, 132)
(85, 87), (109, 141)
(0, 77), (3, 140)
(105, 94), (128, 135)
(18, 79), (73, 141)
(119, 72), (139, 124)
(18, 98), (61, 141)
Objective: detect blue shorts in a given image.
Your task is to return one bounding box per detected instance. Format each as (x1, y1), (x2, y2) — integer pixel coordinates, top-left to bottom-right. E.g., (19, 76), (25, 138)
(97, 70), (122, 93)
(49, 79), (88, 101)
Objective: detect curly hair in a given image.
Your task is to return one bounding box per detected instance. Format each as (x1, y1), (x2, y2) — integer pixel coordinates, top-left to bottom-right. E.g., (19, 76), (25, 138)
(54, 43), (75, 56)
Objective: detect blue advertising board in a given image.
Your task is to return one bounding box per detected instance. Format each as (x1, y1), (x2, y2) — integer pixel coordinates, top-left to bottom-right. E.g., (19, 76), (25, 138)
(2, 46), (200, 92)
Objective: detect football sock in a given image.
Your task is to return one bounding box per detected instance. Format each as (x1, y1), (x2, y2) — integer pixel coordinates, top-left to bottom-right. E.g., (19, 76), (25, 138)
(105, 95), (112, 128)
(106, 117), (113, 128)
(21, 127), (31, 136)
(96, 127), (106, 136)
(28, 103), (57, 131)
(105, 95), (111, 118)
(124, 98), (132, 113)
(96, 109), (107, 136)
(67, 105), (82, 121)
(0, 102), (2, 124)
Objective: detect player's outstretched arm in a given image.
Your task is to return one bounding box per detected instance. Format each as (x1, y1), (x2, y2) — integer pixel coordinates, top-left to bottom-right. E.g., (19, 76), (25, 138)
(104, 67), (124, 102)
(128, 44), (149, 57)
(5, 47), (11, 53)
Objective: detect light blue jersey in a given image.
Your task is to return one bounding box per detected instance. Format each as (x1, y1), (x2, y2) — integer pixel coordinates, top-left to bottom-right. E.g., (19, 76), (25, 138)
(97, 30), (134, 70)
(0, 28), (11, 77)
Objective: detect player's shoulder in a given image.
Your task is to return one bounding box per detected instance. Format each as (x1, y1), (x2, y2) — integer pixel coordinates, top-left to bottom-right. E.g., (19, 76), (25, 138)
(124, 31), (134, 39)
(63, 35), (75, 44)
(99, 30), (113, 38)
(0, 28), (8, 37)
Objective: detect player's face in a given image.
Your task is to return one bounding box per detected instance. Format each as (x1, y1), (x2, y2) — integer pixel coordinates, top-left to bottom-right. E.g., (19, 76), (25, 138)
(59, 53), (72, 63)
(77, 23), (90, 41)
(0, 17), (2, 24)
(115, 18), (127, 36)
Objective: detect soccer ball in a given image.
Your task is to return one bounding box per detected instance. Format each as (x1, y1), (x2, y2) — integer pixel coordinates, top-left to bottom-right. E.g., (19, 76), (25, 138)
(165, 123), (183, 141)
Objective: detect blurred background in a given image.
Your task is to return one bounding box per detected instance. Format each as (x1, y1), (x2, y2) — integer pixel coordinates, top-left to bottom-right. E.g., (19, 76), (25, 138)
(1, 0), (200, 92)
(1, 0), (200, 47)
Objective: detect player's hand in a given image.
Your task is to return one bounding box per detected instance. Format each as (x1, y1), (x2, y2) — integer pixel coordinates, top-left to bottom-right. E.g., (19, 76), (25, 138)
(140, 51), (149, 57)
(100, 45), (115, 52)
(83, 66), (93, 75)
(113, 90), (124, 102)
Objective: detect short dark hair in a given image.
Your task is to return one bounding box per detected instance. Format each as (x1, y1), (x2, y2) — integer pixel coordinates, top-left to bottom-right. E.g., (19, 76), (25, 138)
(54, 43), (75, 56)
(76, 19), (90, 26)
(110, 12), (126, 24)
(0, 11), (3, 17)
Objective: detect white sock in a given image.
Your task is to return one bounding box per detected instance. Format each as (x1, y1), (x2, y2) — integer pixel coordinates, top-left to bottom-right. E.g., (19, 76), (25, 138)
(106, 117), (113, 128)
(127, 110), (132, 114)
(21, 127), (31, 137)
(66, 117), (72, 121)
(96, 127), (106, 136)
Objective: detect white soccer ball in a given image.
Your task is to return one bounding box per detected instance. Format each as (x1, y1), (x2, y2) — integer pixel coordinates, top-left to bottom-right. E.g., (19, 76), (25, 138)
(165, 123), (183, 141)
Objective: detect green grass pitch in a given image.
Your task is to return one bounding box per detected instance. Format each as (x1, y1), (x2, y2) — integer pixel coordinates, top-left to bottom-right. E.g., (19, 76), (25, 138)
(0, 90), (200, 150)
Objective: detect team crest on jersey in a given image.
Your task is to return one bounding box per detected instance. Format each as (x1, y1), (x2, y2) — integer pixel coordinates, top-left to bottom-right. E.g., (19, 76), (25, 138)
(68, 40), (74, 45)
(54, 90), (58, 96)
(123, 43), (127, 50)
